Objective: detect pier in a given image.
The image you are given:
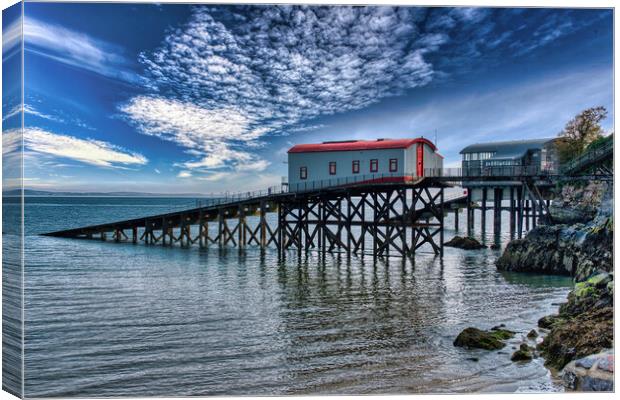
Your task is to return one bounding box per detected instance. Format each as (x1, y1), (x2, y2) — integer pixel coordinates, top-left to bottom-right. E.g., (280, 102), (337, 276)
(43, 143), (612, 258)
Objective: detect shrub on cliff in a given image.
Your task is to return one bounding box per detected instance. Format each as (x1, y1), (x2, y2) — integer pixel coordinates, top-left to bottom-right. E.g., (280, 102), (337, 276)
(556, 106), (608, 163)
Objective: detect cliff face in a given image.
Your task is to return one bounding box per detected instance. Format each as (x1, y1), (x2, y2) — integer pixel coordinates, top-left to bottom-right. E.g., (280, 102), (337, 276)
(496, 181), (613, 282)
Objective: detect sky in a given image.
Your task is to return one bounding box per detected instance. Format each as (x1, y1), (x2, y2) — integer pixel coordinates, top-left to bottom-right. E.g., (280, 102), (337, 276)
(1, 3), (614, 194)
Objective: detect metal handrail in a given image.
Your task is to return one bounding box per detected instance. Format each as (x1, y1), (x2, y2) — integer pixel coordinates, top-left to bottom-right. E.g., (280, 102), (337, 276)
(193, 163), (572, 209)
(560, 140), (613, 174)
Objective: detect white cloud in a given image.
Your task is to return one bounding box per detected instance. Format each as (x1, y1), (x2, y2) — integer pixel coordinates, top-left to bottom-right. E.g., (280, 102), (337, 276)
(2, 16), (21, 58)
(8, 127), (148, 168)
(23, 18), (139, 83)
(177, 170), (192, 178)
(136, 6), (438, 135)
(120, 96), (270, 173)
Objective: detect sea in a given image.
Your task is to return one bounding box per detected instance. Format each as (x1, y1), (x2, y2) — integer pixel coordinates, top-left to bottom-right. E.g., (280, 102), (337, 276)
(2, 194), (573, 397)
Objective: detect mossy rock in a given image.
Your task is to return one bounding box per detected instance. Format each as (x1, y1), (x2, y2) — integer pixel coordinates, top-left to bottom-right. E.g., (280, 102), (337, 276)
(574, 285), (597, 298)
(538, 314), (563, 329)
(587, 272), (611, 288)
(490, 328), (516, 340)
(527, 329), (538, 339)
(511, 343), (533, 362)
(454, 327), (512, 350)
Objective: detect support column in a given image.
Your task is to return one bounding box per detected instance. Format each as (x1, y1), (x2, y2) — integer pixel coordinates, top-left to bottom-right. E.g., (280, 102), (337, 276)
(466, 188), (473, 236)
(481, 187), (487, 233)
(238, 206), (245, 249)
(198, 210), (205, 248)
(277, 202), (284, 258)
(509, 186), (515, 237)
(440, 188), (444, 257)
(525, 200), (530, 231)
(518, 185), (524, 238)
(132, 227), (137, 244)
(218, 209), (225, 248)
(493, 187), (502, 238)
(162, 217), (167, 246)
(260, 201), (267, 248)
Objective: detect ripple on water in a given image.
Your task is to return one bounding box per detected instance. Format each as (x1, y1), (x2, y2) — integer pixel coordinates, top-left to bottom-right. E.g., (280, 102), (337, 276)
(18, 197), (572, 396)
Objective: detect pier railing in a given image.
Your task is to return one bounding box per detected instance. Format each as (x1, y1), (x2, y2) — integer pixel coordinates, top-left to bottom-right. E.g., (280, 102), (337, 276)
(192, 166), (560, 210)
(423, 166), (555, 178)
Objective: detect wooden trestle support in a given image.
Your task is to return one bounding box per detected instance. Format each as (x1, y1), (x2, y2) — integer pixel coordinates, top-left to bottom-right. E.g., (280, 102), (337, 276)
(278, 186), (445, 258)
(137, 200), (281, 250)
(47, 185), (446, 259)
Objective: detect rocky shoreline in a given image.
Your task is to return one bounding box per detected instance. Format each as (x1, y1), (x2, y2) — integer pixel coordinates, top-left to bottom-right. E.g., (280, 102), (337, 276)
(497, 181), (614, 391)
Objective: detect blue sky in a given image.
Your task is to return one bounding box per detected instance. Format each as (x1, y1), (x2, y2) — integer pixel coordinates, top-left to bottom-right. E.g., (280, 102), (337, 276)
(2, 3), (613, 193)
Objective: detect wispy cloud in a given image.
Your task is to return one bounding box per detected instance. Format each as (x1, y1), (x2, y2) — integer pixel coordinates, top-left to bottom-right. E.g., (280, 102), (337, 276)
(119, 96), (269, 172)
(24, 18), (140, 83)
(6, 127), (148, 168)
(2, 15), (22, 58)
(123, 5), (598, 178)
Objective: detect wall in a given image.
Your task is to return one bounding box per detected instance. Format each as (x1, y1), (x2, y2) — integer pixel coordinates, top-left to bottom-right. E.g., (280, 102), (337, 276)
(288, 148), (407, 191)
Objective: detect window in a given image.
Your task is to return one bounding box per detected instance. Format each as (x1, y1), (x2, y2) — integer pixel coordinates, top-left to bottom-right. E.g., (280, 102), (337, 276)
(370, 159), (378, 172)
(389, 158), (398, 172)
(329, 162), (336, 175)
(352, 160), (360, 174)
(299, 166), (307, 180)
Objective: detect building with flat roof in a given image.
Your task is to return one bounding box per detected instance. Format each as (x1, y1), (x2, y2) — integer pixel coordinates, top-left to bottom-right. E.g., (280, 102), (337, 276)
(287, 138), (443, 192)
(460, 138), (560, 176)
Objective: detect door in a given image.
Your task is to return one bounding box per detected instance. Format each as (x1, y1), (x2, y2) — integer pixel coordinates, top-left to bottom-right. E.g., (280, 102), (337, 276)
(416, 143), (424, 177)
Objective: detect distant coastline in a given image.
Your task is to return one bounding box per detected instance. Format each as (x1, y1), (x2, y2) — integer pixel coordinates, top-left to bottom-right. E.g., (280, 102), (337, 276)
(3, 189), (210, 198)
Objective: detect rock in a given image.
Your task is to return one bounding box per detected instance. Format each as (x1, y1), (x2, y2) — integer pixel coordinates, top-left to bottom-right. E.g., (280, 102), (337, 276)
(560, 277), (613, 317)
(527, 329), (538, 339)
(496, 181), (612, 280)
(511, 343), (533, 362)
(587, 272), (611, 288)
(490, 243), (501, 250)
(444, 236), (486, 250)
(453, 327), (514, 350)
(539, 306), (613, 370)
(538, 314), (562, 329)
(467, 357), (479, 362)
(549, 204), (596, 225)
(561, 349), (614, 391)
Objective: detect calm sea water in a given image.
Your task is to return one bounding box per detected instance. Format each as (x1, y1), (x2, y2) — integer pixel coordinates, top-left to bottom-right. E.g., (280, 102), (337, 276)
(4, 195), (572, 397)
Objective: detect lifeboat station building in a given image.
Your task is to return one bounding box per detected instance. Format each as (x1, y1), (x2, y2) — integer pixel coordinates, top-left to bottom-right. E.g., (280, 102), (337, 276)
(460, 138), (560, 177)
(287, 138), (443, 192)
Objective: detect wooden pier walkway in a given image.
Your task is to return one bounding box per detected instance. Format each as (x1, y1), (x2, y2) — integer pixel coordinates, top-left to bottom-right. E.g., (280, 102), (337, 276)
(43, 151), (612, 258)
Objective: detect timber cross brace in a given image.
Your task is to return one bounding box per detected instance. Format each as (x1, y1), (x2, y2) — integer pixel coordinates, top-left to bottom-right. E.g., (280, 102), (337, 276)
(278, 186), (445, 258)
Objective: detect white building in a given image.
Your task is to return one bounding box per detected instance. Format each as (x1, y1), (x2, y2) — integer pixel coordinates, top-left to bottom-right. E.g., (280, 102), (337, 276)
(287, 138), (443, 192)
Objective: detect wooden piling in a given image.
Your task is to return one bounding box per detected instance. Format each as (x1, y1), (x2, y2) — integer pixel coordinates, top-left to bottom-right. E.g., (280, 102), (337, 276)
(481, 187), (487, 232)
(493, 188), (502, 237)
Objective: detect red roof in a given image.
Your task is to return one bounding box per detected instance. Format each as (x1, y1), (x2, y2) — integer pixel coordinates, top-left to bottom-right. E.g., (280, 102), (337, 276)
(288, 138), (437, 153)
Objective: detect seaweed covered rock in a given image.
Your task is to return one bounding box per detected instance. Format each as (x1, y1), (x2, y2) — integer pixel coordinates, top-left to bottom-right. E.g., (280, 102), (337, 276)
(444, 236), (486, 250)
(538, 306), (613, 370)
(453, 327), (515, 350)
(511, 343), (533, 362)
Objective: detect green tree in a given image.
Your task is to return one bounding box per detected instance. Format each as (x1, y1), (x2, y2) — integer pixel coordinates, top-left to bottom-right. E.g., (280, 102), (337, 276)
(557, 106), (608, 163)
